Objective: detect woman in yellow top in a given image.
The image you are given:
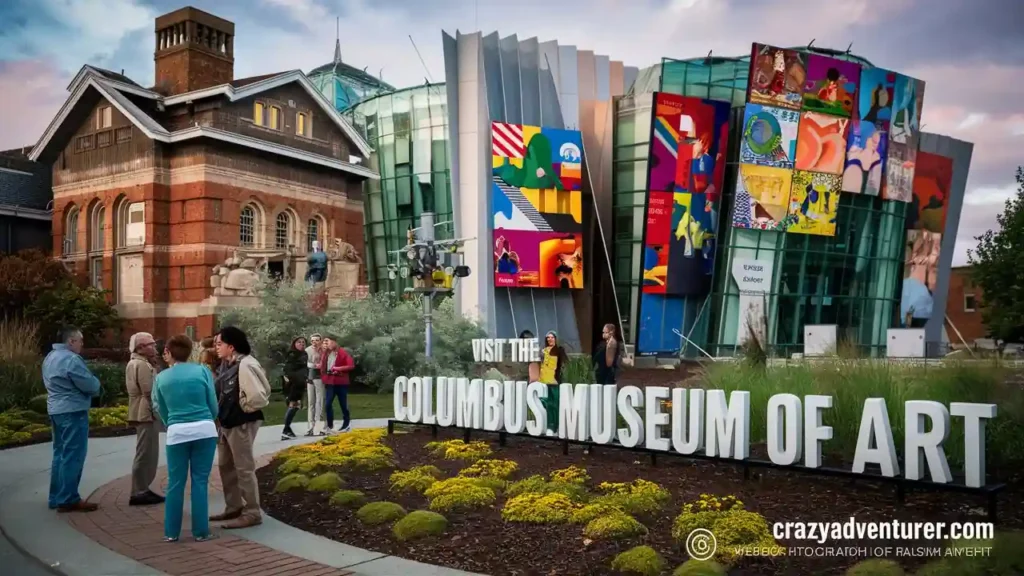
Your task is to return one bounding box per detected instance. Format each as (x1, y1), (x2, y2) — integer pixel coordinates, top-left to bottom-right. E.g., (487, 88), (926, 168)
(539, 331), (568, 434)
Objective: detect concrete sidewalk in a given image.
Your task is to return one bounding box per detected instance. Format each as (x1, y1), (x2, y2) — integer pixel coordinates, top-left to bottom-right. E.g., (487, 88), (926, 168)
(0, 419), (481, 576)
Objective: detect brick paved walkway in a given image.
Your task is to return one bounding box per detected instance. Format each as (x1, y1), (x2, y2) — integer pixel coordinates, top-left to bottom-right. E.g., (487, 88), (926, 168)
(65, 458), (351, 576)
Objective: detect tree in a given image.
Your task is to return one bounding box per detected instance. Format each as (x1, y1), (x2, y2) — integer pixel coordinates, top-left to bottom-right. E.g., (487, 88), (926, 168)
(968, 167), (1024, 342)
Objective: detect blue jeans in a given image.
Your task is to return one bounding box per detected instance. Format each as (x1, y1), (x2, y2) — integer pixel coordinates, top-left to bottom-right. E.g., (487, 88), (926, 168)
(164, 436), (217, 540)
(48, 410), (90, 509)
(324, 386), (349, 429)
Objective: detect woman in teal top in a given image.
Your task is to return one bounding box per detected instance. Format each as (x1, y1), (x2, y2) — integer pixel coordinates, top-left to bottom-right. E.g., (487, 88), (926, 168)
(152, 335), (219, 542)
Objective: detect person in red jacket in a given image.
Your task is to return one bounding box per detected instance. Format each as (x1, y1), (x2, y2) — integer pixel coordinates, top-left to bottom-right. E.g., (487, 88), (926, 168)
(319, 335), (355, 433)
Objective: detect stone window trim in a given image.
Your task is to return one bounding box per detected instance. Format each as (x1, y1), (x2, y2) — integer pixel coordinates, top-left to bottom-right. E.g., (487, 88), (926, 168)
(964, 293), (977, 313)
(63, 206), (80, 256)
(88, 202), (106, 253)
(239, 200), (266, 248)
(274, 210), (292, 249)
(296, 111), (312, 138)
(113, 198), (146, 253)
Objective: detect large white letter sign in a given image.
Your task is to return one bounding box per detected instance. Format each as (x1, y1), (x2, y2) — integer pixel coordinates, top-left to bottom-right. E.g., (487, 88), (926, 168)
(393, 376), (408, 421)
(705, 390), (750, 460)
(645, 386), (671, 451)
(589, 385), (617, 445)
(617, 386), (645, 448)
(804, 395), (833, 468)
(671, 388), (704, 455)
(525, 382), (546, 437)
(407, 377), (423, 422)
(951, 403), (997, 488)
(482, 379), (504, 432)
(436, 377), (456, 426)
(853, 398), (900, 477)
(503, 381), (528, 434)
(456, 378), (484, 429)
(767, 393), (803, 466)
(421, 377), (436, 425)
(559, 384), (590, 441)
(905, 401), (952, 483)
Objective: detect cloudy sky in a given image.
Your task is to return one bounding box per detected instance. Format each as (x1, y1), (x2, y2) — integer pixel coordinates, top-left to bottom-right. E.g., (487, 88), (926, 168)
(0, 0), (1019, 264)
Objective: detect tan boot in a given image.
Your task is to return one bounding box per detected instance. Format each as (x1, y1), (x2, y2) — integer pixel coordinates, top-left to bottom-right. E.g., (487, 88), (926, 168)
(209, 509), (242, 522)
(221, 514), (262, 529)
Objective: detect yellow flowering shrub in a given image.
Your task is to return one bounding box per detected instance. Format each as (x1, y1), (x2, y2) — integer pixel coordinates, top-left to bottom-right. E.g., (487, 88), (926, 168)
(459, 459), (518, 479)
(502, 493), (579, 524)
(277, 427), (392, 474)
(88, 406), (129, 427)
(681, 493), (743, 515)
(570, 502), (622, 524)
(583, 512), (647, 540)
(671, 498), (781, 564)
(593, 479), (670, 515)
(507, 475), (589, 502)
(610, 546), (666, 576)
(425, 439), (493, 461)
(390, 466), (443, 494)
(549, 465), (590, 485)
(424, 477), (497, 512)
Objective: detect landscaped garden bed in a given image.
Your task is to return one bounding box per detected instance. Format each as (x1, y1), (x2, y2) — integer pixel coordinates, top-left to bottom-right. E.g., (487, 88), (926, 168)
(258, 426), (1024, 575)
(0, 406), (134, 450)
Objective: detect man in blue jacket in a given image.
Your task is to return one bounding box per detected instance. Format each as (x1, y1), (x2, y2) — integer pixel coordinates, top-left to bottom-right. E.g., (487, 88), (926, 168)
(42, 326), (101, 512)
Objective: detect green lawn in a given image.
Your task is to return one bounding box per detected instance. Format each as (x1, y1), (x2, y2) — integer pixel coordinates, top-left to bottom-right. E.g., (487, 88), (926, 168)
(261, 392), (394, 425)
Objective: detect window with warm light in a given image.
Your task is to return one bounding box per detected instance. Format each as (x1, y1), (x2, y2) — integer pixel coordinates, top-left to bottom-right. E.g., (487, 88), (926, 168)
(296, 112), (310, 137)
(254, 102), (265, 126)
(97, 106), (112, 129)
(269, 106), (282, 130)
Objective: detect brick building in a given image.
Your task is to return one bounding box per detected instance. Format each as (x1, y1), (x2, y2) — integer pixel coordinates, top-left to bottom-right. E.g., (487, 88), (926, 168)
(29, 7), (377, 339)
(945, 266), (987, 345)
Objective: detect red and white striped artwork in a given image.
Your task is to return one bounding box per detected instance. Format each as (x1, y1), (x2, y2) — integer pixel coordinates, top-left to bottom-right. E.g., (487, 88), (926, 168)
(491, 122), (525, 158)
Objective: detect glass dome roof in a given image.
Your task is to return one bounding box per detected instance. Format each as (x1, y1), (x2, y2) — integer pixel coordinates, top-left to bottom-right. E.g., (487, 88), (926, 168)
(308, 40), (396, 112)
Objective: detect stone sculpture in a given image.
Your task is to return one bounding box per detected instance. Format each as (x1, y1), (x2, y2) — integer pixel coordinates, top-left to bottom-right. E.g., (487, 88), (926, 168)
(325, 238), (362, 297)
(210, 251), (260, 297)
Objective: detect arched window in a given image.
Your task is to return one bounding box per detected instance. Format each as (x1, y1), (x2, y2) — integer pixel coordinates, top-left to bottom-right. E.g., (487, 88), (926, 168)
(275, 212), (291, 249)
(89, 204), (105, 252)
(64, 207), (79, 255)
(269, 106), (281, 130)
(240, 205), (256, 247)
(115, 199), (145, 247)
(306, 218), (319, 251)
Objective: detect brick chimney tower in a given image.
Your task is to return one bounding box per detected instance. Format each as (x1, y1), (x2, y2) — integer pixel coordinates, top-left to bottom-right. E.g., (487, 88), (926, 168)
(154, 6), (234, 96)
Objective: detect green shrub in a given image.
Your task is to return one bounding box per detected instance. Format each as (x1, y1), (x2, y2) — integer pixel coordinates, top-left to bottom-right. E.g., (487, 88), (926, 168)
(560, 354), (595, 385)
(392, 510), (448, 541)
(87, 406), (128, 427)
(502, 493), (578, 524)
(845, 559), (905, 576)
(424, 477), (497, 512)
(356, 502), (407, 525)
(0, 360), (44, 414)
(671, 509), (780, 563)
(459, 458), (518, 479)
(550, 465), (590, 485)
(673, 559), (727, 576)
(571, 503), (622, 524)
(507, 475), (589, 502)
(307, 472), (343, 492)
(594, 480), (669, 515)
(274, 473), (310, 492)
(913, 560), (959, 576)
(329, 490), (366, 507)
(583, 512), (647, 540)
(28, 394), (48, 415)
(425, 439), (493, 461)
(390, 467), (441, 494)
(610, 546), (665, 576)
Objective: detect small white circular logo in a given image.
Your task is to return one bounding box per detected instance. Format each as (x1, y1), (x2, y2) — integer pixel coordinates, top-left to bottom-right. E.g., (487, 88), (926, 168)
(685, 528), (717, 562)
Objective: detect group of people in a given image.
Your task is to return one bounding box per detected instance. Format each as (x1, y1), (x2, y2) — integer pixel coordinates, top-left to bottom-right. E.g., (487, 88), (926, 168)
(519, 323), (622, 435)
(280, 333), (355, 440)
(42, 325), (273, 543)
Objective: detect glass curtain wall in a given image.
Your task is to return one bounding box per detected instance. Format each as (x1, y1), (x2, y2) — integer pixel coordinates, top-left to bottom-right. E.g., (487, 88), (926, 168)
(610, 48), (904, 357)
(345, 83), (453, 293)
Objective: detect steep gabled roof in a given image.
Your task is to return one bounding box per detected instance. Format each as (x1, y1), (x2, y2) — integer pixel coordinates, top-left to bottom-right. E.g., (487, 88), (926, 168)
(30, 67), (377, 179)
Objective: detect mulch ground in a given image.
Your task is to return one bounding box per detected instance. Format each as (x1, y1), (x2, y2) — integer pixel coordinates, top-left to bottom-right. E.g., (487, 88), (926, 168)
(0, 425), (135, 451)
(258, 427), (1024, 576)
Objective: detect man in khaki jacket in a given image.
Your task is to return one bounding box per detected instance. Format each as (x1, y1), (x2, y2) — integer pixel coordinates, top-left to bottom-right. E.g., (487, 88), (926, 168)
(125, 332), (165, 506)
(210, 326), (270, 529)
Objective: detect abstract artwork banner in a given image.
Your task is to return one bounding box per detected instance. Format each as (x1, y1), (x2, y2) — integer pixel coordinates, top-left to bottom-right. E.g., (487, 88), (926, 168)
(858, 68), (896, 131)
(909, 151), (953, 234)
(493, 229), (583, 289)
(802, 53), (861, 118)
(642, 92), (730, 298)
(842, 120), (888, 196)
(732, 164), (795, 232)
(795, 112), (849, 175)
(748, 43), (806, 111)
(788, 170), (840, 237)
(740, 104), (799, 169)
(901, 229), (941, 326)
(491, 121), (584, 289)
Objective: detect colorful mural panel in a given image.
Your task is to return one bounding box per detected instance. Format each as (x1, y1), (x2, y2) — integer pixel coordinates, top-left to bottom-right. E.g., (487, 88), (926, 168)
(491, 122), (584, 288)
(841, 120), (888, 196)
(802, 54), (860, 117)
(641, 92), (730, 297)
(788, 170), (840, 236)
(908, 151), (953, 234)
(858, 68), (896, 130)
(901, 229), (941, 326)
(795, 112), (849, 174)
(884, 139), (917, 203)
(891, 75), (925, 147)
(732, 164), (796, 231)
(739, 104), (799, 168)
(748, 43), (806, 111)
